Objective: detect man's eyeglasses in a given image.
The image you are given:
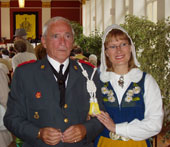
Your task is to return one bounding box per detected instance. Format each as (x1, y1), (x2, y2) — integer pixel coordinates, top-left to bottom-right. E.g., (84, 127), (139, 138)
(107, 43), (129, 50)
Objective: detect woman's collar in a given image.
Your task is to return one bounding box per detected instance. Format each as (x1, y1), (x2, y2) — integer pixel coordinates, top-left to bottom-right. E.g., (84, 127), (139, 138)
(100, 68), (143, 83)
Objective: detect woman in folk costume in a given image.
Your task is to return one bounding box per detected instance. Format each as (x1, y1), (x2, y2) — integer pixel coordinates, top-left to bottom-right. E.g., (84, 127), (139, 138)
(94, 24), (164, 147)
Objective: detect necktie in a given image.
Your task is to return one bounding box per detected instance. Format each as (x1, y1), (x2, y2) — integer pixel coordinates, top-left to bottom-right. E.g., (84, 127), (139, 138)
(59, 64), (64, 75)
(48, 62), (69, 107)
(58, 64), (65, 107)
(58, 64), (64, 85)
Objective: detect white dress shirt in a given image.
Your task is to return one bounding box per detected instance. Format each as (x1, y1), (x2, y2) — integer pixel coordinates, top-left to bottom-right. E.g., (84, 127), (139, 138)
(47, 55), (69, 85)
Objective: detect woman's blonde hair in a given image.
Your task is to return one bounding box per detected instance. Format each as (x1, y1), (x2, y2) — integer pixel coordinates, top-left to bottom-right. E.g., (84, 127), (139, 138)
(104, 29), (137, 72)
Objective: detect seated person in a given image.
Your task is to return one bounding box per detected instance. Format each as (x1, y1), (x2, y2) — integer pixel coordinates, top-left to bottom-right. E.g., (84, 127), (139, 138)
(12, 39), (37, 71)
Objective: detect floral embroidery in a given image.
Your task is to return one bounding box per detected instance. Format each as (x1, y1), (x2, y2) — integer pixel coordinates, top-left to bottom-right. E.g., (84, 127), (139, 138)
(102, 82), (141, 104)
(133, 97), (140, 101)
(125, 84), (141, 102)
(108, 96), (116, 102)
(127, 90), (134, 97)
(125, 96), (133, 102)
(101, 83), (115, 103)
(133, 86), (141, 94)
(108, 90), (114, 96)
(101, 87), (109, 95)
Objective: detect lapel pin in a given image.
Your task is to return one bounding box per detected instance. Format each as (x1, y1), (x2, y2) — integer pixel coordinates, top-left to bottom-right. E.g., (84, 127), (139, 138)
(34, 112), (40, 119)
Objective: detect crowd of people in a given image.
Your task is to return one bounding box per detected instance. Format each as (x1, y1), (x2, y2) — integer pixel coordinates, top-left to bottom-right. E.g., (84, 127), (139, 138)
(0, 28), (37, 147)
(0, 16), (164, 147)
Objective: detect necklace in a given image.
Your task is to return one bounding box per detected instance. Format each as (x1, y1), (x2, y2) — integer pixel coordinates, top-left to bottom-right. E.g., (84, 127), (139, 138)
(118, 75), (124, 88)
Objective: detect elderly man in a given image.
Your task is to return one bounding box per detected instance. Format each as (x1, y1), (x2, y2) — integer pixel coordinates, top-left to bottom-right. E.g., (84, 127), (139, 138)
(4, 16), (104, 147)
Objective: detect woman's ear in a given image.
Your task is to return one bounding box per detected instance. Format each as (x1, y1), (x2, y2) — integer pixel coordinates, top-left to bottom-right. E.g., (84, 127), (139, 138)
(105, 50), (109, 57)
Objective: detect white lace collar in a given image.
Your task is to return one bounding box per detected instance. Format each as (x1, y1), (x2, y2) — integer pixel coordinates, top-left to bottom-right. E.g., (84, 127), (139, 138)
(100, 68), (143, 83)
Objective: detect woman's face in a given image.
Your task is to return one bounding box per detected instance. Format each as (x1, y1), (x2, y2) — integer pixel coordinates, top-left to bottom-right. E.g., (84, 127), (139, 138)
(105, 36), (131, 69)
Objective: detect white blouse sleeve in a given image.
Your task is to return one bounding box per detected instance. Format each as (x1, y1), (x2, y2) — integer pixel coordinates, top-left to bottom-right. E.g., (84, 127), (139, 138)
(116, 74), (164, 141)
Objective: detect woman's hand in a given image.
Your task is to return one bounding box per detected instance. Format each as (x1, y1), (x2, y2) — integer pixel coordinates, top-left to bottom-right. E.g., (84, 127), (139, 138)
(96, 111), (115, 133)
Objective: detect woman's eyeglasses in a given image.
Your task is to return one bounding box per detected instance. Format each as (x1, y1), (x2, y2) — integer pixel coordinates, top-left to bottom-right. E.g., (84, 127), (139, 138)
(107, 43), (129, 50)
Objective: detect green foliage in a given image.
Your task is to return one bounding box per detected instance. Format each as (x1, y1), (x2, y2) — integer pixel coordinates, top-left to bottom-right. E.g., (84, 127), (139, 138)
(75, 29), (102, 60)
(71, 21), (102, 60)
(70, 21), (83, 41)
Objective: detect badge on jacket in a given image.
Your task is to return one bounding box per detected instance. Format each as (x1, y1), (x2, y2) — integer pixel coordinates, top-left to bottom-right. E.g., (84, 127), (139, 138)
(35, 92), (41, 99)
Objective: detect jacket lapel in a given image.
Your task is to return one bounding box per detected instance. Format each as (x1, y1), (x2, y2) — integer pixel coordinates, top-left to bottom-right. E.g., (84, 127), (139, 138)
(39, 57), (60, 91)
(66, 59), (81, 91)
(39, 58), (82, 102)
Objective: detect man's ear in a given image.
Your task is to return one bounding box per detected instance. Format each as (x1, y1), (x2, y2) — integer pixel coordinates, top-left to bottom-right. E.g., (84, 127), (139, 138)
(41, 36), (46, 48)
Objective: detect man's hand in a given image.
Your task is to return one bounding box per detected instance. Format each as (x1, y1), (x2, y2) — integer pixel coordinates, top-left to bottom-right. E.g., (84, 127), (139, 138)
(39, 127), (62, 145)
(62, 124), (87, 143)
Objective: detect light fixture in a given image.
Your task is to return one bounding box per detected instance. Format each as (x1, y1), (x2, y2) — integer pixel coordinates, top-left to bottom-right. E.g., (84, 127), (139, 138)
(18, 0), (25, 8)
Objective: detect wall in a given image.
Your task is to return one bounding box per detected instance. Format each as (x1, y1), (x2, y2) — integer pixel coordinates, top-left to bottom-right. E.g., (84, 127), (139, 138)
(51, 1), (82, 23)
(82, 0), (170, 36)
(0, 0), (82, 42)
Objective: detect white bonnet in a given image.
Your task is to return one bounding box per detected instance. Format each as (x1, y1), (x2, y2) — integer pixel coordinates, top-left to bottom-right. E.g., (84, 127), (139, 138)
(100, 24), (140, 82)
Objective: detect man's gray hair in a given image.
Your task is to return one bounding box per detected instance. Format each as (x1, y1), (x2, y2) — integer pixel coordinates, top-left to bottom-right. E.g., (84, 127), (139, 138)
(42, 16), (75, 37)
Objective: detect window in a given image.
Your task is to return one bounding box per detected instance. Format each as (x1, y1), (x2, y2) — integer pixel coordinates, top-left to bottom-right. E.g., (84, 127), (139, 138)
(146, 0), (157, 22)
(124, 0), (130, 15)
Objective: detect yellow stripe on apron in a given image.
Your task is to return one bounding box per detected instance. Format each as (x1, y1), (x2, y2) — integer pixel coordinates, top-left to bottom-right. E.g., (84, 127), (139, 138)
(97, 136), (147, 147)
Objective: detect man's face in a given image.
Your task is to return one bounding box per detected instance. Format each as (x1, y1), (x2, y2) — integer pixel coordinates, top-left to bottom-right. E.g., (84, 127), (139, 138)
(41, 20), (74, 63)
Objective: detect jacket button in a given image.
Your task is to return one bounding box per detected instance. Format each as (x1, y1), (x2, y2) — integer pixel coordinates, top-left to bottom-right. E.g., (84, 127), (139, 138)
(64, 118), (68, 123)
(64, 104), (68, 109)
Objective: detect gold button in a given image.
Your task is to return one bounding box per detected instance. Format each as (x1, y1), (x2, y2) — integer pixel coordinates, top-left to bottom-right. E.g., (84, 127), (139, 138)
(64, 118), (68, 123)
(74, 65), (78, 70)
(41, 65), (45, 69)
(64, 104), (68, 109)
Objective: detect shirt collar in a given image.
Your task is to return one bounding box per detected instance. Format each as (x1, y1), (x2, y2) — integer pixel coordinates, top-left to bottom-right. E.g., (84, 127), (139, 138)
(47, 55), (69, 73)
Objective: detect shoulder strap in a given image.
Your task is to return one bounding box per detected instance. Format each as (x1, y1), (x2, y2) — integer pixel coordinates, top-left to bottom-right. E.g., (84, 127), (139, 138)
(137, 72), (147, 95)
(77, 62), (97, 98)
